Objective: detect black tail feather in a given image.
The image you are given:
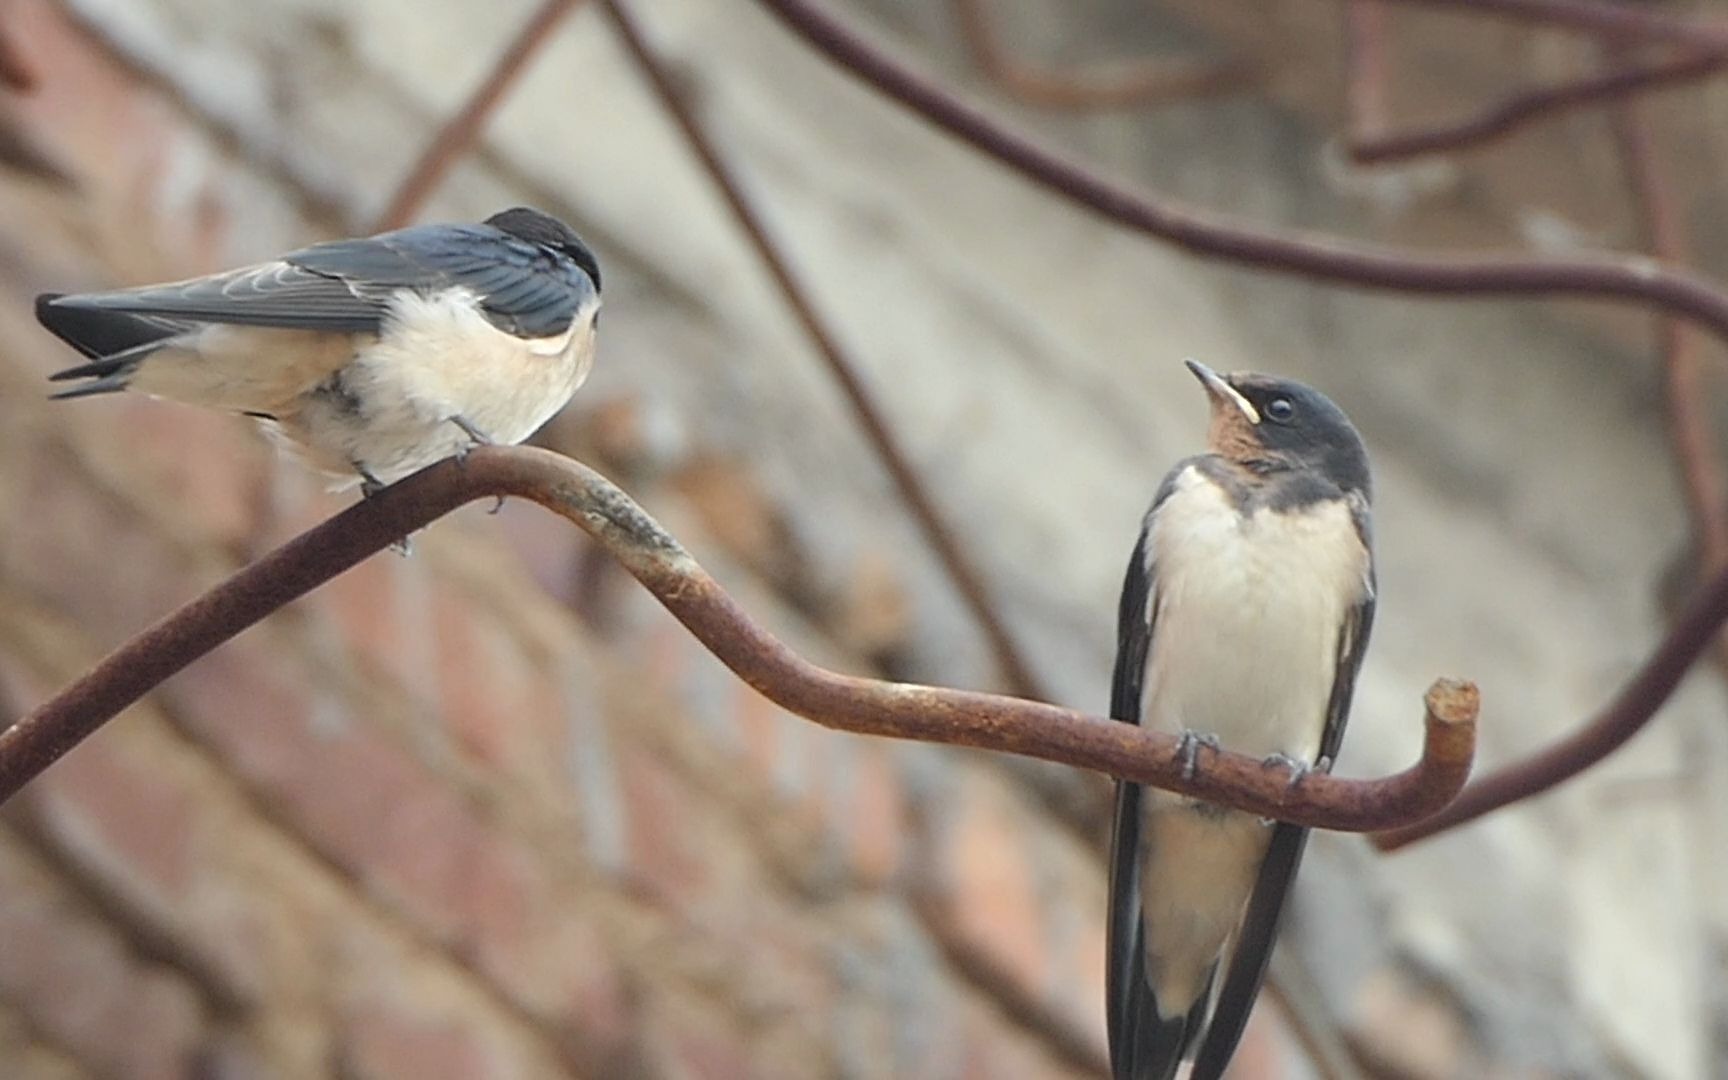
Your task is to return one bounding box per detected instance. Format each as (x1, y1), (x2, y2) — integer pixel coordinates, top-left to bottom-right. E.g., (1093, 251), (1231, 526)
(48, 354), (134, 382)
(37, 292), (179, 363)
(1117, 988), (1209, 1080)
(48, 372), (134, 399)
(37, 293), (182, 398)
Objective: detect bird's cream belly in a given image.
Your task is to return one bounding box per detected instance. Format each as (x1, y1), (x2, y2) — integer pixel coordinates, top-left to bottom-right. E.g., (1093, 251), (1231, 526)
(130, 325), (362, 414)
(1137, 807), (1270, 1009)
(280, 292), (594, 488)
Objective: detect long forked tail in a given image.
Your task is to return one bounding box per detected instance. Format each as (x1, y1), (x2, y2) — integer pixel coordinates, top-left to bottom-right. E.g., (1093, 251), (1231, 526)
(37, 293), (179, 398)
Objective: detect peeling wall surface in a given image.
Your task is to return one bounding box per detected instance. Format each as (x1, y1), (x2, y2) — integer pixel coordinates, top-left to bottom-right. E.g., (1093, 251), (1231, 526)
(0, 0), (1723, 1077)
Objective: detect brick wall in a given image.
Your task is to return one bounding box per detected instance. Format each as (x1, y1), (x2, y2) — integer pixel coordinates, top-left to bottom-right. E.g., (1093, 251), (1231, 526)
(0, 214), (1116, 1079)
(4, 0), (1722, 1076)
(0, 8), (1156, 1076)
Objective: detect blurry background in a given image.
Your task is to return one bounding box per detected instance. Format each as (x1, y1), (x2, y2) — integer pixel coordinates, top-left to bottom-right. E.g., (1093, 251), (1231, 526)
(0, 0), (1725, 1076)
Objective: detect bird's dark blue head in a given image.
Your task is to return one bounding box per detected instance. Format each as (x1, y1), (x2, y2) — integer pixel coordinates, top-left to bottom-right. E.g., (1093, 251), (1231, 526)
(1186, 359), (1370, 497)
(485, 207), (601, 291)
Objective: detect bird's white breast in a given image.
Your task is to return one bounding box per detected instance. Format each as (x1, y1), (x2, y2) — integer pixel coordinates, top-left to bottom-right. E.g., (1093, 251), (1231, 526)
(287, 288), (597, 487)
(1141, 465), (1369, 761)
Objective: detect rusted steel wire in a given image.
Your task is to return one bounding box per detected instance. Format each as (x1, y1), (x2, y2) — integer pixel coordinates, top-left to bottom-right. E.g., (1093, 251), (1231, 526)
(1609, 77), (1728, 576)
(1374, 554), (1728, 850)
(1377, 0), (1728, 49)
(1365, 54), (1728, 853)
(751, 0), (1728, 355)
(373, 0), (586, 231)
(597, 0), (1047, 700)
(1348, 49), (1728, 164)
(1344, 0), (1394, 140)
(0, 447), (1478, 829)
(0, 4), (40, 93)
(951, 0), (1250, 110)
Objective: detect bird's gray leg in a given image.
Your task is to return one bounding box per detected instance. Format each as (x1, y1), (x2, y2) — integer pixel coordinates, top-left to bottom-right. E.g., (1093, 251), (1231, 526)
(449, 414), (496, 452)
(1262, 752), (1331, 790)
(354, 462), (413, 555)
(1175, 730), (1223, 781)
(447, 415), (507, 513)
(356, 463), (386, 497)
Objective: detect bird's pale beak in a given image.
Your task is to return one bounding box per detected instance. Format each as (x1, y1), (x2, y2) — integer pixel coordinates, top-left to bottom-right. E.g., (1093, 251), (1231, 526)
(1185, 358), (1259, 424)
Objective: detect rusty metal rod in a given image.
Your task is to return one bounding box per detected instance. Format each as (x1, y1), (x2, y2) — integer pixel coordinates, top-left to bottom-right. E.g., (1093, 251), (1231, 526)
(1609, 69), (1728, 575)
(1348, 49), (1728, 164)
(751, 0), (1728, 351)
(0, 447), (1478, 830)
(1377, 0), (1728, 49)
(951, 0), (1251, 110)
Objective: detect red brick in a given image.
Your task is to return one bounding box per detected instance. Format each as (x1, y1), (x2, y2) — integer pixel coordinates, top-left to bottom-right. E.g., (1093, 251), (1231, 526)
(81, 397), (268, 549)
(336, 1005), (509, 1080)
(320, 554), (569, 786)
(430, 583), (559, 774)
(928, 775), (1051, 995)
(314, 544), (419, 681)
(491, 498), (588, 606)
(839, 744), (905, 888)
(1224, 999), (1291, 1080)
(547, 916), (638, 1069)
(159, 629), (651, 1047)
(1348, 964), (1485, 1079)
(776, 701), (836, 821)
(617, 740), (706, 904)
(164, 636), (547, 971)
(161, 636), (314, 792)
(732, 676), (784, 783)
(4, 0), (217, 262)
(1, 659), (270, 1011)
(655, 1000), (756, 1080)
(8, 440), (206, 653)
(26, 734), (196, 898)
(0, 840), (204, 1080)
(958, 1003), (1058, 1080)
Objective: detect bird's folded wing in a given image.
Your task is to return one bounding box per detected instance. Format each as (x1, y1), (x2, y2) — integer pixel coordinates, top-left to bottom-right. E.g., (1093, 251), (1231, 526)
(48, 223), (595, 339)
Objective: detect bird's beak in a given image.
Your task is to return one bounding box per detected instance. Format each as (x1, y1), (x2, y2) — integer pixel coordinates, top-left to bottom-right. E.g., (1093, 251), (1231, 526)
(1185, 358), (1259, 424)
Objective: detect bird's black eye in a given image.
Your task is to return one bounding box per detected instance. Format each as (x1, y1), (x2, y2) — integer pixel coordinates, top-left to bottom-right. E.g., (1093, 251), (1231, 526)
(1264, 397), (1295, 423)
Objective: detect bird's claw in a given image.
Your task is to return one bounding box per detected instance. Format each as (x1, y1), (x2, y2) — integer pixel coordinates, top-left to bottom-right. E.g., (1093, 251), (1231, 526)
(450, 414), (496, 453)
(1262, 752), (1330, 790)
(1176, 730), (1223, 781)
(356, 465), (385, 498)
(353, 464), (410, 553)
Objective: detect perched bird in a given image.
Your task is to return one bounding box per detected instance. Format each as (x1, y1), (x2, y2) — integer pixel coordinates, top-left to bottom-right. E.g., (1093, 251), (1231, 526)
(1106, 360), (1375, 1080)
(37, 207), (601, 492)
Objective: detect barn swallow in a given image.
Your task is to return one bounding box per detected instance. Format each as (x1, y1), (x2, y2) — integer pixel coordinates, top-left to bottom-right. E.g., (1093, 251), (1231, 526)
(36, 207), (601, 492)
(1106, 360), (1375, 1080)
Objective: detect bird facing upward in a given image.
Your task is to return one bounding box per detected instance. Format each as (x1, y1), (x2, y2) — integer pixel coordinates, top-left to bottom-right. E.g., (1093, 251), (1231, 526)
(1107, 360), (1375, 1080)
(36, 207), (601, 493)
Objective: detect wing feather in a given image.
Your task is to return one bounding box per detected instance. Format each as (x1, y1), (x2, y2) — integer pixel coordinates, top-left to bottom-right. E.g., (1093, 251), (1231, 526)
(40, 222), (596, 340)
(1107, 462), (1205, 1080)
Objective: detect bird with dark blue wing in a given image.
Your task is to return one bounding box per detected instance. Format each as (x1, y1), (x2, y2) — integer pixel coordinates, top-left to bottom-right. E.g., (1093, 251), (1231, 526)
(36, 207), (601, 492)
(1107, 360), (1375, 1080)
